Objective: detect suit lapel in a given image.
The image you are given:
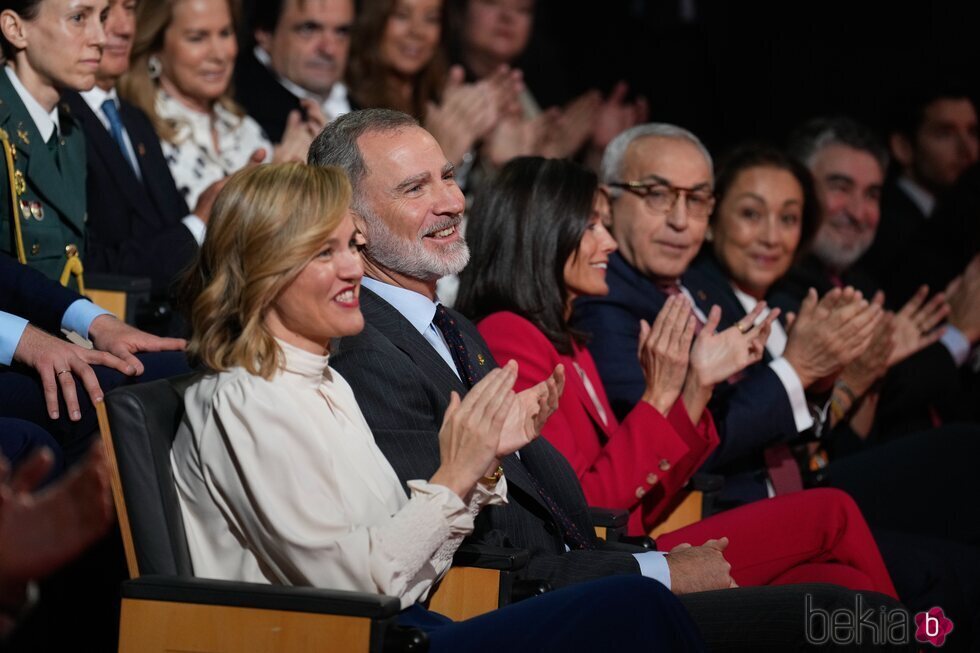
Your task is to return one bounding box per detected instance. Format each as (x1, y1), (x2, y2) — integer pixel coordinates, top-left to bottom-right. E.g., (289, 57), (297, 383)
(360, 287), (553, 514)
(360, 287), (468, 396)
(66, 93), (147, 211)
(0, 73), (84, 230)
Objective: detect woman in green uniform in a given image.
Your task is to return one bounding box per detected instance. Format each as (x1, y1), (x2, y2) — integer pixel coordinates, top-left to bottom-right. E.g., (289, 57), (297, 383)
(0, 0), (107, 287)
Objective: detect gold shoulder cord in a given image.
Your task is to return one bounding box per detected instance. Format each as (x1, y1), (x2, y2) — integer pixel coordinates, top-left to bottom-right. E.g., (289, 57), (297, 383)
(0, 129), (26, 264)
(0, 129), (84, 290)
(59, 245), (85, 293)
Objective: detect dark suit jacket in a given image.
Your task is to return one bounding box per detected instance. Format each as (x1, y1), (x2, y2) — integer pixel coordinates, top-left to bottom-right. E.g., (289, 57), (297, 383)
(859, 178), (927, 296)
(0, 73), (86, 283)
(866, 166), (980, 305)
(572, 253), (799, 491)
(330, 286), (642, 588)
(233, 51), (303, 144)
(1, 252), (80, 332)
(62, 92), (196, 298)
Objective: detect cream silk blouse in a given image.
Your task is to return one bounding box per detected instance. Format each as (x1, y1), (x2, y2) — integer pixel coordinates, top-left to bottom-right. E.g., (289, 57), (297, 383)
(171, 339), (506, 607)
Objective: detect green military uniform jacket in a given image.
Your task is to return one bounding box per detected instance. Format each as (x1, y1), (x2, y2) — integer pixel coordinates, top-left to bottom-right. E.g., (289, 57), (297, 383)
(0, 69), (87, 284)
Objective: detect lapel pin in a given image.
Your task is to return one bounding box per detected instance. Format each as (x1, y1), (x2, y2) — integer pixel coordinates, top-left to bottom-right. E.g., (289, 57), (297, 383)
(16, 125), (29, 145)
(137, 143), (146, 157)
(477, 354), (486, 366)
(29, 201), (44, 221)
(696, 290), (707, 302)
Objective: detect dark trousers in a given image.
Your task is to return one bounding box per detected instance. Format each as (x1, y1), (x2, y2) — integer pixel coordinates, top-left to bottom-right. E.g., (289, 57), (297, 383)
(0, 417), (63, 483)
(398, 575), (705, 651)
(0, 350), (190, 463)
(826, 423), (980, 545)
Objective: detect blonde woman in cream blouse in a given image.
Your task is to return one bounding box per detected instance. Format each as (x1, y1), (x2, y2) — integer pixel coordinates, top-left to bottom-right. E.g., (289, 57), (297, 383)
(170, 162), (705, 651)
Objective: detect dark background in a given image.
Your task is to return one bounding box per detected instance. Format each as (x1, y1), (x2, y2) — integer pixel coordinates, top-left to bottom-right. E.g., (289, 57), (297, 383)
(517, 0), (979, 154)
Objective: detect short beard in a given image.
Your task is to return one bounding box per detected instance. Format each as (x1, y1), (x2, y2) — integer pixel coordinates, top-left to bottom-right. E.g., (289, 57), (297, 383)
(811, 229), (873, 273)
(359, 206), (470, 282)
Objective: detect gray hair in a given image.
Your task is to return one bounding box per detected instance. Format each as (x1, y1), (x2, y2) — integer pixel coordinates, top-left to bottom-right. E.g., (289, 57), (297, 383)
(307, 108), (419, 210)
(787, 116), (889, 172)
(599, 123), (714, 197)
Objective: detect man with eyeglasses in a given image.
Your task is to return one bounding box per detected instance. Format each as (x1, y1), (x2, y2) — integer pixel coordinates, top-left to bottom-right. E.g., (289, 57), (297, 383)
(572, 123), (827, 503)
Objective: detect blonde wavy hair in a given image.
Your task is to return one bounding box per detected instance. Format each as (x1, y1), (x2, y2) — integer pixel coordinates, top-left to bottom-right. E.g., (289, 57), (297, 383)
(181, 163), (352, 379)
(119, 0), (244, 143)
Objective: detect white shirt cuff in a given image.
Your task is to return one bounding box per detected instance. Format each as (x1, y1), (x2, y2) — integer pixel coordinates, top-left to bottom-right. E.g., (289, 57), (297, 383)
(61, 299), (111, 339)
(182, 214), (207, 245)
(633, 551), (671, 590)
(0, 311), (29, 365)
(769, 358), (814, 432)
(940, 326), (971, 367)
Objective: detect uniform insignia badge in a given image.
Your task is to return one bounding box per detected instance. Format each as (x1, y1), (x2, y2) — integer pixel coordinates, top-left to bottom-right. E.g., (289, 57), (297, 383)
(16, 126), (29, 145)
(18, 199), (30, 219)
(29, 201), (44, 221)
(30, 241), (40, 255)
(477, 354), (486, 366)
(14, 170), (26, 195)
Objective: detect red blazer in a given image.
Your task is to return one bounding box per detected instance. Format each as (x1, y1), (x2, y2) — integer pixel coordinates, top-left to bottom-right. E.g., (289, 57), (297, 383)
(478, 312), (719, 535)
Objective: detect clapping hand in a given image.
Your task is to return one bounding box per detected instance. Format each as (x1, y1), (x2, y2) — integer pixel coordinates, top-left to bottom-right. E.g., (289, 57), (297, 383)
(500, 362), (565, 457)
(637, 295), (696, 415)
(689, 303), (779, 386)
(783, 287), (883, 388)
(885, 286), (947, 367)
(432, 364), (518, 498)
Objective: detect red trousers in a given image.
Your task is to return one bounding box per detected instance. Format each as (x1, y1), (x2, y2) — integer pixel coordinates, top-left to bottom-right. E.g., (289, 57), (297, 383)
(655, 488), (898, 598)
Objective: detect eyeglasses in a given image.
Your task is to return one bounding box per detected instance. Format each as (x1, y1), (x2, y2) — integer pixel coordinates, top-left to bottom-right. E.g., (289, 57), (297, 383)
(608, 181), (715, 219)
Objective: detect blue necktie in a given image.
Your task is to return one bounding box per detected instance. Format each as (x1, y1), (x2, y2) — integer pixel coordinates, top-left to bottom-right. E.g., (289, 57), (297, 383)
(101, 99), (139, 176)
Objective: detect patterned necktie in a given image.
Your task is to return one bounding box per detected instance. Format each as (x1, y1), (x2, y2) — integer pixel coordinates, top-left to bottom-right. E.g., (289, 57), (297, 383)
(431, 305), (593, 550)
(101, 99), (140, 176)
(432, 304), (478, 388)
(522, 467), (594, 550)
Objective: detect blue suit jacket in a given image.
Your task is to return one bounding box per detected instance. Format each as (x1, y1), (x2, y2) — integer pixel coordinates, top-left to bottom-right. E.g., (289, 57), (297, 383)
(571, 252), (799, 500)
(1, 252), (79, 334)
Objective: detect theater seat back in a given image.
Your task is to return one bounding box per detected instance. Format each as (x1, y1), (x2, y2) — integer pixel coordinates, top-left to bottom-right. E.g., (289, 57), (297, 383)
(103, 374), (199, 578)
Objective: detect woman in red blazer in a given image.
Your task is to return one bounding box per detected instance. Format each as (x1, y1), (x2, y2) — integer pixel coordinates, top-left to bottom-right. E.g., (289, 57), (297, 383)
(456, 156), (896, 596)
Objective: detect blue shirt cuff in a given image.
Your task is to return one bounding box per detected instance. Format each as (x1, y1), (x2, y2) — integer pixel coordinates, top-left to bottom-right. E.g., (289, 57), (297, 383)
(0, 311), (29, 366)
(940, 326), (971, 367)
(633, 551), (671, 590)
(62, 299), (111, 340)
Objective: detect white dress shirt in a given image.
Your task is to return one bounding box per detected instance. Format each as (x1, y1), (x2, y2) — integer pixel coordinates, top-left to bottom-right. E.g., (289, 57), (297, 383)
(731, 286), (815, 433)
(171, 339), (505, 607)
(4, 66), (58, 141)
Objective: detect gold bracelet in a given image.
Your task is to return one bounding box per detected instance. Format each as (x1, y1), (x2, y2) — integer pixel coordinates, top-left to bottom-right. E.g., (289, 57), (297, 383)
(480, 465), (504, 487)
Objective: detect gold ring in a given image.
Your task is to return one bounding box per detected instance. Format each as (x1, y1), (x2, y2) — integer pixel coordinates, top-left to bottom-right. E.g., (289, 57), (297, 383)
(737, 321), (751, 334)
(56, 369), (71, 377)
